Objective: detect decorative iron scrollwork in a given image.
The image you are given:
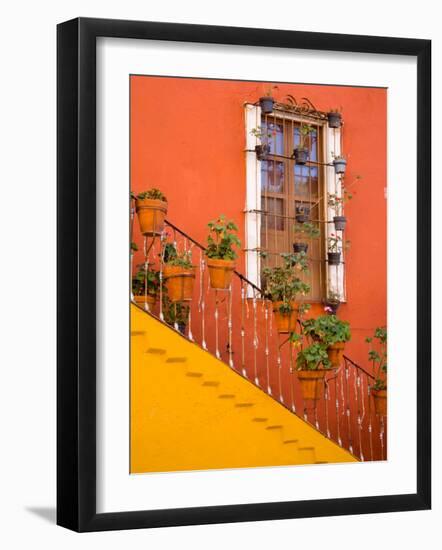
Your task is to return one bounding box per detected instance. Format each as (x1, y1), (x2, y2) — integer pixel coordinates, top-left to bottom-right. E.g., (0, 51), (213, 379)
(274, 95), (328, 120)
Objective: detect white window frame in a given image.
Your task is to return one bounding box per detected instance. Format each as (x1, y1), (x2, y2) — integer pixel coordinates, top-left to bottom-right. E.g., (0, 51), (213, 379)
(244, 103), (346, 302)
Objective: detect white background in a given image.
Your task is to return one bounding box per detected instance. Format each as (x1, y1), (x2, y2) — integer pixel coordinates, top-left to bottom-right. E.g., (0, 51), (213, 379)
(0, 0), (439, 548)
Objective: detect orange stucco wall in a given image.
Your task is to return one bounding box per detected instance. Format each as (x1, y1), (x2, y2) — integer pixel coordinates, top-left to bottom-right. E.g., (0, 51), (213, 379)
(130, 76), (387, 457)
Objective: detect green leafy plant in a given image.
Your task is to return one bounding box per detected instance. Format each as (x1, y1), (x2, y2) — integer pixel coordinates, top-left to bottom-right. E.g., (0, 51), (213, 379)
(263, 253), (310, 313)
(328, 233), (350, 253)
(205, 215), (241, 261)
(162, 295), (190, 327)
(366, 326), (387, 390)
(296, 124), (315, 150)
(328, 175), (362, 216)
(296, 342), (331, 371)
(134, 188), (167, 202)
(250, 126), (275, 141)
(302, 314), (351, 346)
(132, 265), (160, 296)
(163, 243), (193, 268)
(131, 241), (138, 252)
(294, 222), (320, 239)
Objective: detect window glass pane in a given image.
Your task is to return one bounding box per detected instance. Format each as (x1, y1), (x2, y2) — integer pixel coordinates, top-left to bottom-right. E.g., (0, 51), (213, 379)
(261, 196), (284, 230)
(294, 165), (318, 197)
(262, 121), (283, 155)
(261, 161), (284, 193)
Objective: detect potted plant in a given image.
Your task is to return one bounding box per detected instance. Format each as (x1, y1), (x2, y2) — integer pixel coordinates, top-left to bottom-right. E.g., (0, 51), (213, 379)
(132, 264), (159, 310)
(328, 175), (362, 231)
(293, 124), (315, 165)
(295, 342), (332, 400)
(293, 222), (320, 253)
(259, 85), (278, 114)
(263, 253), (310, 334)
(295, 204), (310, 223)
(327, 233), (350, 266)
(324, 290), (341, 315)
(250, 126), (275, 160)
(163, 295), (190, 335)
(205, 215), (241, 290)
(302, 314), (351, 367)
(327, 109), (342, 128)
(162, 243), (196, 302)
(366, 327), (387, 416)
(133, 188), (168, 236)
(332, 154), (347, 175)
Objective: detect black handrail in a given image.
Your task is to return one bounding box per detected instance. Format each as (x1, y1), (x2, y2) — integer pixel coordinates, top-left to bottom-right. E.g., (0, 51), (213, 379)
(343, 355), (375, 380)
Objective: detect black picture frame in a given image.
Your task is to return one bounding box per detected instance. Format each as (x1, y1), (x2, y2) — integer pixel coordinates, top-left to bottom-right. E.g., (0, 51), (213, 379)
(57, 17), (431, 532)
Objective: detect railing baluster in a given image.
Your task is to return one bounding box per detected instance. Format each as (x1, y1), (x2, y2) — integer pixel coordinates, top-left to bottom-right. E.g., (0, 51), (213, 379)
(253, 291), (259, 386)
(335, 375), (342, 447)
(367, 382), (374, 461)
(355, 371), (364, 460)
(215, 290), (220, 359)
(264, 300), (271, 394)
(199, 249), (207, 350)
(240, 281), (247, 377)
(228, 285), (234, 368)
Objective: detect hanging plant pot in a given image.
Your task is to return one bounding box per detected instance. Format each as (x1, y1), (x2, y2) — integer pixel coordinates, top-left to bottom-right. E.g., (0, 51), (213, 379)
(272, 301), (297, 334)
(333, 216), (347, 231)
(259, 96), (274, 114)
(327, 342), (345, 367)
(135, 198), (168, 236)
(333, 158), (347, 175)
(293, 147), (309, 165)
(255, 143), (270, 161)
(325, 301), (340, 315)
(295, 205), (310, 223)
(328, 252), (341, 266)
(163, 265), (196, 302)
(207, 258), (236, 290)
(327, 111), (342, 128)
(296, 370), (327, 400)
(133, 294), (156, 311)
(293, 242), (308, 254)
(371, 389), (387, 416)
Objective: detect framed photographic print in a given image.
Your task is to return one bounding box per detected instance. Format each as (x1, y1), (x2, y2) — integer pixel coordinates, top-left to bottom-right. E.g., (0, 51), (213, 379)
(57, 17), (431, 532)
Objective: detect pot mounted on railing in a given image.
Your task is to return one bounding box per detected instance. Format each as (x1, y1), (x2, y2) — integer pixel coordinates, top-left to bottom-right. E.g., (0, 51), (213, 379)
(333, 216), (347, 231)
(333, 157), (347, 175)
(295, 205), (310, 223)
(296, 370), (327, 400)
(293, 147), (309, 165)
(259, 96), (274, 114)
(293, 242), (308, 254)
(272, 302), (298, 334)
(327, 111), (342, 128)
(207, 258), (236, 290)
(255, 143), (270, 161)
(327, 251), (341, 266)
(327, 342), (345, 367)
(163, 265), (196, 302)
(371, 388), (387, 416)
(133, 294), (156, 311)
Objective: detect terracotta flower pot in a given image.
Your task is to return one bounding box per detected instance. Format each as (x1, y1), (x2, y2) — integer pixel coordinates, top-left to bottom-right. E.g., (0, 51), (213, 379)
(207, 258), (236, 290)
(133, 294), (156, 311)
(296, 370), (327, 400)
(163, 265), (196, 302)
(327, 341), (345, 367)
(272, 301), (297, 334)
(135, 198), (167, 236)
(371, 389), (387, 416)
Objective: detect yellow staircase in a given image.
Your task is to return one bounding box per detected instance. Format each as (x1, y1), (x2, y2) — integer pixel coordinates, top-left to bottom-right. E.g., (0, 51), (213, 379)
(131, 304), (357, 473)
